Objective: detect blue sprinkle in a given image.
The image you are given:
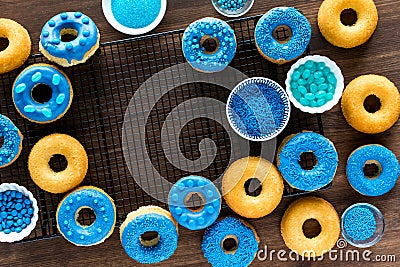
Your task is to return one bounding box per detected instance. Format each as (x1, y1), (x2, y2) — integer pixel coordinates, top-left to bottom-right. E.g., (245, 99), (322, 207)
(15, 192), (22, 199)
(52, 74), (61, 85)
(15, 227), (22, 233)
(1, 212), (7, 219)
(31, 72), (42, 82)
(3, 229), (11, 234)
(48, 20), (56, 27)
(60, 12), (68, 20)
(66, 43), (73, 51)
(82, 17), (89, 24)
(42, 31), (50, 37)
(82, 30), (90, 37)
(15, 83), (26, 93)
(56, 94), (66, 104)
(79, 38), (87, 46)
(28, 208), (34, 215)
(24, 105), (36, 113)
(15, 203), (23, 210)
(41, 108), (52, 118)
(343, 207), (376, 241)
(11, 210), (17, 216)
(24, 199), (31, 205)
(74, 12), (82, 18)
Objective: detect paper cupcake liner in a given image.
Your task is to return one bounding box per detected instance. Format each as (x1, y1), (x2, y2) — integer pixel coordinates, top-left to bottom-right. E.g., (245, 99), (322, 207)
(0, 183), (39, 242)
(285, 55), (344, 114)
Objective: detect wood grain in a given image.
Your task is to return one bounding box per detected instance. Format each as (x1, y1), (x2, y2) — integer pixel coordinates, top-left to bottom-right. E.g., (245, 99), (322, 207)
(0, 0), (399, 266)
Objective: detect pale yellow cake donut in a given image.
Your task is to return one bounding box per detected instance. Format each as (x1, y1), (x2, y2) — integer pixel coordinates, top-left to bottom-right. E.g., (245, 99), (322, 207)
(222, 156), (284, 219)
(318, 0), (378, 48)
(0, 18), (31, 74)
(341, 75), (400, 134)
(28, 133), (88, 193)
(281, 196), (340, 257)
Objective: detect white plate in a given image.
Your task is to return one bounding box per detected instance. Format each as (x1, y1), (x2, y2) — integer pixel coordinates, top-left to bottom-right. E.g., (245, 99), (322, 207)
(102, 0), (167, 35)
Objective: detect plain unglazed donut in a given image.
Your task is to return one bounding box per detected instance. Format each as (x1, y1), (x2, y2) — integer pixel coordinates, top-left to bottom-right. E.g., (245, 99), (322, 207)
(341, 75), (399, 134)
(0, 18), (31, 74)
(281, 196), (340, 257)
(318, 0), (378, 48)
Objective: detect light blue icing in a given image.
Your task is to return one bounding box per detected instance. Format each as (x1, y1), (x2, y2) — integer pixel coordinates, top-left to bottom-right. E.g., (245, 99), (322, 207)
(277, 132), (338, 191)
(40, 12), (99, 63)
(168, 175), (221, 230)
(346, 145), (399, 196)
(0, 114), (22, 167)
(255, 7), (311, 61)
(182, 17), (237, 73)
(202, 216), (259, 267)
(57, 188), (116, 246)
(121, 212), (178, 264)
(13, 65), (72, 123)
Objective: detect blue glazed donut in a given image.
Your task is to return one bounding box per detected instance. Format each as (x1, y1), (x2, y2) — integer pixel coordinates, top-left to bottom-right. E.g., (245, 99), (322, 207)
(182, 17), (237, 73)
(277, 132), (338, 191)
(120, 206), (178, 264)
(168, 175), (221, 230)
(255, 7), (311, 64)
(202, 216), (259, 267)
(40, 12), (99, 67)
(0, 115), (23, 168)
(346, 145), (399, 196)
(56, 186), (116, 246)
(12, 64), (73, 124)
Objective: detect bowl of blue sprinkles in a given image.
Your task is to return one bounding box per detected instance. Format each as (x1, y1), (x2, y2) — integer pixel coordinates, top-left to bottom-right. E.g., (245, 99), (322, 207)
(0, 183), (39, 242)
(226, 77), (291, 141)
(341, 203), (384, 248)
(211, 0), (254, 17)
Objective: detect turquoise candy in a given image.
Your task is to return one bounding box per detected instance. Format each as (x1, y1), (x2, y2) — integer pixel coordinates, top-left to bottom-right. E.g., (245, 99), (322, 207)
(318, 83), (328, 91)
(290, 81), (298, 89)
(327, 74), (337, 85)
(292, 71), (301, 81)
(306, 75), (314, 84)
(305, 93), (315, 100)
(328, 84), (336, 93)
(305, 60), (314, 69)
(309, 100), (317, 107)
(297, 79), (307, 86)
(310, 83), (318, 93)
(314, 71), (323, 79)
(323, 67), (331, 74)
(317, 62), (325, 70)
(317, 98), (325, 107)
(300, 97), (309, 106)
(301, 69), (311, 79)
(315, 91), (327, 99)
(325, 93), (334, 101)
(315, 77), (326, 85)
(298, 86), (307, 95)
(292, 90), (301, 100)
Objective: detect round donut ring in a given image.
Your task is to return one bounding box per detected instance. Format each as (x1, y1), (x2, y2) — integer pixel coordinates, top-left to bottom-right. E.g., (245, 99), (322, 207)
(347, 145), (399, 196)
(0, 18), (31, 74)
(0, 114), (23, 168)
(28, 133), (88, 194)
(318, 0), (378, 48)
(281, 196), (340, 257)
(341, 75), (399, 134)
(222, 157), (284, 219)
(168, 175), (221, 230)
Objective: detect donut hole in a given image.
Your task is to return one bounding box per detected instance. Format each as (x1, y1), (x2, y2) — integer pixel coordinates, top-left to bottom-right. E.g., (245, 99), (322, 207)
(302, 219), (321, 239)
(244, 178), (262, 197)
(184, 192), (205, 212)
(200, 35), (219, 54)
(363, 95), (381, 113)
(49, 154), (68, 172)
(31, 84), (52, 104)
(221, 235), (239, 254)
(340, 9), (358, 26)
(0, 37), (9, 52)
(299, 152), (318, 170)
(272, 25), (292, 44)
(140, 231), (160, 247)
(76, 207), (96, 227)
(363, 160), (382, 179)
(60, 28), (79, 42)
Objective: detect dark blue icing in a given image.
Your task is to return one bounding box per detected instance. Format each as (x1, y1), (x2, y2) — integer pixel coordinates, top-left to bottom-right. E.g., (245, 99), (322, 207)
(346, 145), (399, 196)
(57, 188), (116, 246)
(0, 114), (22, 167)
(255, 7), (311, 61)
(40, 12), (99, 63)
(277, 132), (338, 191)
(182, 17), (237, 72)
(202, 216), (259, 267)
(169, 175), (221, 230)
(13, 65), (72, 123)
(121, 212), (178, 264)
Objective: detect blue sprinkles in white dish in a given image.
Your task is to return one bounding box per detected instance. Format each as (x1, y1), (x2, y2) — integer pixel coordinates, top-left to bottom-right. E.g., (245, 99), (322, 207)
(226, 77), (290, 141)
(0, 114), (23, 168)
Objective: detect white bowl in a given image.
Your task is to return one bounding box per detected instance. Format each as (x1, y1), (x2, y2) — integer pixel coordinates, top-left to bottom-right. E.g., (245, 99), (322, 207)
(211, 0), (254, 18)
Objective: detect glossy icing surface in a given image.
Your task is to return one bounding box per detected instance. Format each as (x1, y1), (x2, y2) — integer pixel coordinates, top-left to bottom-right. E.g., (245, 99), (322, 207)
(13, 65), (72, 123)
(202, 216), (259, 267)
(347, 145), (399, 196)
(57, 188), (116, 246)
(255, 7), (311, 61)
(41, 12), (99, 63)
(121, 212), (178, 264)
(182, 17), (237, 72)
(0, 114), (22, 167)
(169, 175), (221, 230)
(278, 132), (338, 191)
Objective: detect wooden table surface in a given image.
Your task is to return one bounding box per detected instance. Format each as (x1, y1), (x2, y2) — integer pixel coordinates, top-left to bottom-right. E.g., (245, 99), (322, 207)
(0, 0), (399, 266)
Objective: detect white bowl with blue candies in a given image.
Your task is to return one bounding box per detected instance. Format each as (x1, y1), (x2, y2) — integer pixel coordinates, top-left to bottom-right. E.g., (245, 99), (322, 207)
(211, 0), (254, 18)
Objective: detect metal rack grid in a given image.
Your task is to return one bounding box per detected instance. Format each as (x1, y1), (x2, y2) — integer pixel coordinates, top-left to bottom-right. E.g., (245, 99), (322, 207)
(0, 14), (326, 242)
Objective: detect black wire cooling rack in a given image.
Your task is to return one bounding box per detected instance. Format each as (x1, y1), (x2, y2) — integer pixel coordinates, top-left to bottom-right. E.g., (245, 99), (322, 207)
(0, 14), (326, 242)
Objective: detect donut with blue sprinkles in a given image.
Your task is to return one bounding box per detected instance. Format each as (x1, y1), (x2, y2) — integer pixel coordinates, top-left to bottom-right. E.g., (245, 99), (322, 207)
(56, 186), (116, 246)
(255, 7), (311, 64)
(277, 132), (338, 191)
(182, 17), (237, 73)
(12, 64), (73, 124)
(346, 145), (399, 196)
(169, 175), (221, 230)
(120, 206), (179, 264)
(0, 114), (23, 168)
(202, 216), (259, 267)
(40, 12), (100, 67)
